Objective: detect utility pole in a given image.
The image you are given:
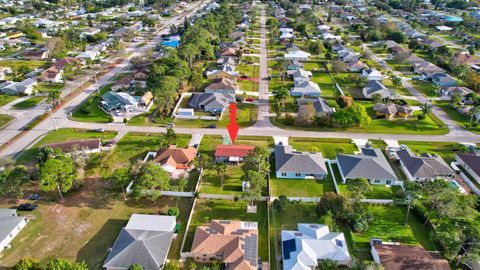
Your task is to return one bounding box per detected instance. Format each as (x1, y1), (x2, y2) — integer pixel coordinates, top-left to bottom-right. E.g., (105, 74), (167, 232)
(48, 106), (57, 131)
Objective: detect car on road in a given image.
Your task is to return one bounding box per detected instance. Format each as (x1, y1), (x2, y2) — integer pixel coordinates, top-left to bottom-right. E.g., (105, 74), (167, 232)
(18, 203), (38, 211)
(206, 124), (216, 129)
(245, 98), (254, 102)
(166, 123), (175, 128)
(93, 128), (104, 133)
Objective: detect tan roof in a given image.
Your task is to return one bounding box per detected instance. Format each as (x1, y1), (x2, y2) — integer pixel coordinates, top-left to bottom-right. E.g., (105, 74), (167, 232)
(219, 47), (239, 57)
(191, 220), (258, 270)
(373, 244), (450, 270)
(154, 145), (197, 169)
(453, 52), (480, 65)
(205, 78), (239, 91)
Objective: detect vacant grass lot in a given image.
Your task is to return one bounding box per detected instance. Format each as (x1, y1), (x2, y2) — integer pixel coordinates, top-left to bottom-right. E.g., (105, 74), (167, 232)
(111, 132), (191, 167)
(410, 80), (437, 98)
(311, 72), (336, 98)
(288, 137), (356, 159)
(13, 96), (44, 109)
(16, 128), (117, 164)
(0, 59), (49, 69)
(0, 94), (18, 106)
(353, 205), (436, 251)
(183, 199), (269, 261)
(0, 113), (13, 129)
(236, 63), (259, 78)
(237, 79), (259, 92)
(0, 183), (193, 269)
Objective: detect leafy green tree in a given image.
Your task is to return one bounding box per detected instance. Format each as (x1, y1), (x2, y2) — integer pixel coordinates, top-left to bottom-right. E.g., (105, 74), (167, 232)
(214, 162), (228, 187)
(347, 178), (373, 200)
(0, 165), (30, 200)
(45, 258), (88, 270)
(244, 146), (270, 176)
(193, 154), (212, 171)
(163, 261), (180, 270)
(241, 170), (266, 206)
(110, 167), (130, 200)
(162, 128), (177, 145)
(394, 181), (421, 226)
(423, 178), (456, 225)
(167, 207), (180, 216)
(131, 163), (170, 201)
(272, 195), (289, 213)
(39, 156), (77, 201)
(128, 264), (143, 270)
(318, 259), (338, 270)
(13, 257), (39, 270)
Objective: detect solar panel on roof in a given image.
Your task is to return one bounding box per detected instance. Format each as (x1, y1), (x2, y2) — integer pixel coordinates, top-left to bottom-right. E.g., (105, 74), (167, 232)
(282, 239), (296, 260)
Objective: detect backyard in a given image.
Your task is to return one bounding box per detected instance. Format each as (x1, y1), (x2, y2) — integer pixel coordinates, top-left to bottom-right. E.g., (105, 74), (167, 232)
(182, 199), (269, 262)
(0, 180), (193, 269)
(270, 170), (336, 197)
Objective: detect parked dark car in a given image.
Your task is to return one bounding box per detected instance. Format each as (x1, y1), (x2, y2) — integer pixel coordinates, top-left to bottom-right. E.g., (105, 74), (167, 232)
(28, 194), (41, 200)
(18, 203), (38, 211)
(207, 124), (217, 129)
(236, 97), (244, 102)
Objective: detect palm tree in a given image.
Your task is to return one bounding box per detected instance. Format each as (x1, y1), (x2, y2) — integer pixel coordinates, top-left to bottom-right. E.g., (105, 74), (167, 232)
(215, 162), (228, 187)
(469, 105), (480, 126)
(422, 103), (432, 115)
(274, 88), (289, 112)
(455, 65), (470, 84)
(431, 84), (441, 97)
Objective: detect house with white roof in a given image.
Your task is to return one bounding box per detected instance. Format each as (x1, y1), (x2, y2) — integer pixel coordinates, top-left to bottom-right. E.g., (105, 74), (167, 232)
(0, 209), (28, 252)
(362, 69), (383, 81)
(281, 223), (351, 270)
(291, 81), (321, 97)
(284, 50), (311, 61)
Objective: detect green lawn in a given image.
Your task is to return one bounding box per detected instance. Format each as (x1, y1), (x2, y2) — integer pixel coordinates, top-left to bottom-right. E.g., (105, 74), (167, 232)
(311, 72), (336, 98)
(434, 100), (480, 134)
(0, 194), (192, 268)
(236, 63), (259, 78)
(0, 113), (13, 129)
(398, 141), (460, 163)
(303, 61), (324, 72)
(237, 79), (259, 92)
(183, 199), (269, 261)
(0, 60), (49, 69)
(272, 101), (448, 135)
(270, 167), (336, 197)
(16, 128), (117, 164)
(336, 178), (403, 199)
(0, 46), (20, 57)
(34, 83), (64, 93)
(353, 205), (437, 251)
(13, 96), (44, 109)
(386, 60), (412, 72)
(71, 84), (112, 123)
(198, 135), (273, 195)
(410, 80), (437, 98)
(111, 132), (191, 167)
(288, 137), (356, 159)
(0, 94), (18, 106)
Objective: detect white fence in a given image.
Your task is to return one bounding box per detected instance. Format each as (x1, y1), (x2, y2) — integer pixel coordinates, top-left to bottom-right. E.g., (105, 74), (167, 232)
(459, 172), (480, 196)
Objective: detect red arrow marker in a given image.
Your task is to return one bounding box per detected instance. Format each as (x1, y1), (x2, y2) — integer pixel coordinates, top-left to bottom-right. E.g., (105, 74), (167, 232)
(227, 103), (239, 144)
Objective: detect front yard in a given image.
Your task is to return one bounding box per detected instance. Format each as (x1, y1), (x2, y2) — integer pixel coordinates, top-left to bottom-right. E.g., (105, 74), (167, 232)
(0, 94), (18, 106)
(71, 84), (113, 123)
(13, 96), (44, 109)
(0, 114), (13, 129)
(434, 100), (480, 134)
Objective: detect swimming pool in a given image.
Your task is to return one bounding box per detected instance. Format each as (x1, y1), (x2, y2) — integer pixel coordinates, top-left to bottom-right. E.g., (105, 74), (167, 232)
(161, 35), (181, 48)
(444, 16), (463, 22)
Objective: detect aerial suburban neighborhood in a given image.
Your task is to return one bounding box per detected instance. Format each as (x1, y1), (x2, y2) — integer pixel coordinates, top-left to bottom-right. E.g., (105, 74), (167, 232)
(1, 0), (480, 269)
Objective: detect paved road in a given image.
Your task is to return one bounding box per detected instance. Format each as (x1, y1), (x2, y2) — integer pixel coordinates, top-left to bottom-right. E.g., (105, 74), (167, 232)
(0, 1), (208, 158)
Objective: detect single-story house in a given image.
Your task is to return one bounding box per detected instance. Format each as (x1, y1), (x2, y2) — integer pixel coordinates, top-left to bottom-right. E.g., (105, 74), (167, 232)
(413, 61), (444, 77)
(0, 78), (37, 96)
(455, 154), (480, 183)
(373, 103), (412, 120)
(441, 86), (473, 100)
(431, 72), (457, 87)
(44, 139), (102, 154)
(290, 81), (321, 97)
(297, 97), (334, 117)
(111, 75), (134, 91)
(217, 56), (237, 66)
(204, 78), (239, 94)
(362, 68), (383, 81)
(101, 91), (138, 112)
(23, 49), (49, 60)
(422, 39), (444, 50)
(76, 50), (99, 61)
(103, 214), (176, 270)
(284, 50), (311, 61)
(452, 52), (480, 66)
(291, 68), (312, 82)
(362, 80), (392, 99)
(191, 220), (258, 270)
(348, 61), (368, 72)
(371, 242), (450, 270)
(0, 209), (28, 252)
(153, 145), (197, 178)
(41, 57), (79, 83)
(282, 223), (351, 270)
(396, 149), (455, 181)
(205, 64), (239, 81)
(275, 144), (328, 180)
(215, 144), (254, 163)
(229, 31), (245, 40)
(338, 51), (358, 63)
(218, 47), (239, 57)
(188, 93), (235, 113)
(336, 148), (398, 185)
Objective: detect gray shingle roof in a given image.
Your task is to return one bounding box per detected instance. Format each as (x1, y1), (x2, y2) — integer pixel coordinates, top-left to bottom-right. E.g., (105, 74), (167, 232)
(103, 215), (176, 270)
(275, 145), (327, 174)
(0, 209), (25, 245)
(336, 148), (397, 180)
(188, 93), (234, 111)
(397, 149), (454, 179)
(297, 98), (334, 114)
(364, 80), (388, 95)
